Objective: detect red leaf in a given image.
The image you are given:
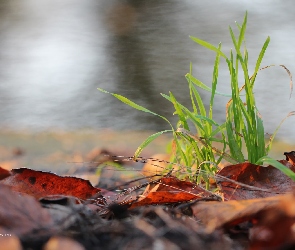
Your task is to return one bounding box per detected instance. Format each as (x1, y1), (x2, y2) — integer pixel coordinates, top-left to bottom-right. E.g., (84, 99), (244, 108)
(130, 176), (213, 209)
(130, 191), (201, 209)
(217, 162), (295, 200)
(152, 176), (210, 193)
(0, 167), (11, 180)
(0, 167), (101, 201)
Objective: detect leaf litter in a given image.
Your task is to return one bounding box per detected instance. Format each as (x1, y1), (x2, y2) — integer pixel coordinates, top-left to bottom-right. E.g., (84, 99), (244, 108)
(1, 151), (295, 249)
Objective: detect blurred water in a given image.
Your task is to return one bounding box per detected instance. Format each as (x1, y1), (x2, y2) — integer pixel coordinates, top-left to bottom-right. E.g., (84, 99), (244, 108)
(0, 0), (294, 142)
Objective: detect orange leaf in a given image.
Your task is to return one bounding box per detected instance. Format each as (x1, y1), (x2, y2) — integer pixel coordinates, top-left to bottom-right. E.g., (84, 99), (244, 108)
(130, 191), (201, 209)
(130, 176), (213, 209)
(0, 167), (101, 201)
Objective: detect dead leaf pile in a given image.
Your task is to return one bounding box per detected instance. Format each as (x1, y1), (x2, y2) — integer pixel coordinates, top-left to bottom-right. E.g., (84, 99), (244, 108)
(1, 151), (295, 249)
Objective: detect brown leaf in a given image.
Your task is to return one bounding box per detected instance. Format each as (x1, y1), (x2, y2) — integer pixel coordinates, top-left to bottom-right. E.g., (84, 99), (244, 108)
(0, 183), (53, 236)
(217, 162), (295, 200)
(0, 167), (101, 201)
(250, 192), (295, 249)
(284, 151), (295, 168)
(130, 176), (213, 209)
(191, 195), (281, 233)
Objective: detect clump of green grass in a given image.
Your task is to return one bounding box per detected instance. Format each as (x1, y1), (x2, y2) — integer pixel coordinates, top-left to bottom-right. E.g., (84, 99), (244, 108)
(98, 12), (295, 186)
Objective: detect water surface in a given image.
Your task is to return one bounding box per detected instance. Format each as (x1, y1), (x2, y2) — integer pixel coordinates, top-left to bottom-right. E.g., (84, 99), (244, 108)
(0, 0), (294, 142)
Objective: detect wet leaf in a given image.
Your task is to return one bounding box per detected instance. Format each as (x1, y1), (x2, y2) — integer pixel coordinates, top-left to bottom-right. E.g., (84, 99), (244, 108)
(130, 176), (213, 209)
(217, 162), (295, 200)
(0, 167), (101, 201)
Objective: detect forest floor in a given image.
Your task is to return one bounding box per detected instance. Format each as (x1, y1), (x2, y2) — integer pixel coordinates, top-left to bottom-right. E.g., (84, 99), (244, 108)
(1, 129), (295, 250)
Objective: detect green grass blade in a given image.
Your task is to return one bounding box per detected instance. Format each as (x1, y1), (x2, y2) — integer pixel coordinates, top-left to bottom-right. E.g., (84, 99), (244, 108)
(209, 43), (221, 119)
(187, 63), (198, 113)
(211, 122), (226, 137)
(189, 36), (228, 59)
(226, 119), (245, 162)
(98, 88), (156, 115)
(251, 36), (270, 86)
(208, 136), (227, 144)
(229, 26), (239, 53)
(254, 36), (270, 74)
(98, 88), (172, 127)
(235, 22), (242, 30)
(185, 73), (232, 97)
(256, 156), (295, 182)
(178, 128), (238, 164)
(168, 91), (189, 130)
(96, 161), (125, 175)
(161, 91), (224, 137)
(178, 133), (203, 166)
(237, 11), (247, 48)
(174, 132), (189, 166)
(238, 100), (254, 135)
(216, 133), (228, 165)
(160, 93), (206, 134)
(193, 115), (219, 127)
(256, 112), (266, 158)
(134, 130), (173, 158)
(190, 85), (206, 117)
(237, 54), (255, 123)
(162, 91), (220, 129)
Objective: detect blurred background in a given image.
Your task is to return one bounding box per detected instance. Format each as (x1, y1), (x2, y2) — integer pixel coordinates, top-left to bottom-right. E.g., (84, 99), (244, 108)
(0, 0), (295, 171)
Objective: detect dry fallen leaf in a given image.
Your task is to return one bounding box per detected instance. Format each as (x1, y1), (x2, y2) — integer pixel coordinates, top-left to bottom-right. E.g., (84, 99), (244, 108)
(0, 183), (53, 236)
(217, 162), (295, 200)
(0, 167), (101, 201)
(130, 176), (214, 209)
(190, 195), (286, 233)
(249, 192), (295, 249)
(284, 151), (295, 168)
